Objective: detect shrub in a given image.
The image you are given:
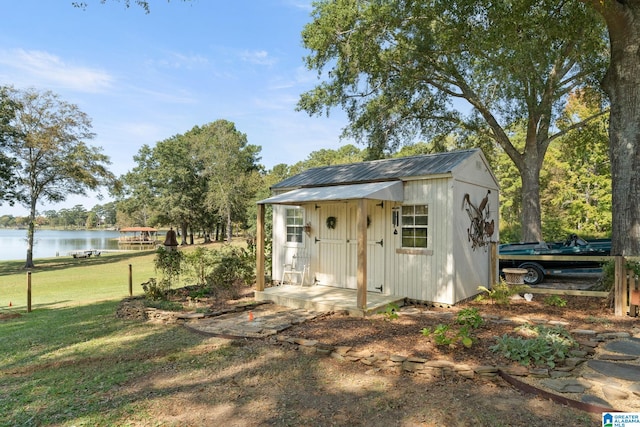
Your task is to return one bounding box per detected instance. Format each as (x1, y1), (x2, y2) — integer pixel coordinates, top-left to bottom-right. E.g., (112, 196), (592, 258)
(595, 259), (640, 292)
(154, 247), (184, 288)
(183, 247), (218, 287)
(141, 277), (169, 300)
(206, 245), (255, 292)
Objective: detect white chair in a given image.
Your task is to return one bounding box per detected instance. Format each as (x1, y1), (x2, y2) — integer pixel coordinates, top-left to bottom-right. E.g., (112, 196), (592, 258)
(281, 253), (310, 285)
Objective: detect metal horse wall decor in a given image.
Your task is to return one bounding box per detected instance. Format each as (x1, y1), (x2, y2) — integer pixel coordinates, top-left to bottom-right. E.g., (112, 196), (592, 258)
(462, 190), (495, 250)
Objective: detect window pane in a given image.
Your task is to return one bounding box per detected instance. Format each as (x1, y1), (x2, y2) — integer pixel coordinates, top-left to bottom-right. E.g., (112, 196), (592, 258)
(401, 216), (414, 226)
(414, 237), (428, 248)
(285, 208), (304, 243)
(414, 216), (428, 226)
(400, 204), (429, 248)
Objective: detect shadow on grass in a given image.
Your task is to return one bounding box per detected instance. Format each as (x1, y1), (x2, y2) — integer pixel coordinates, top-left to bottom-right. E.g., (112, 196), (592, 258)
(0, 299), (597, 427)
(0, 250), (155, 276)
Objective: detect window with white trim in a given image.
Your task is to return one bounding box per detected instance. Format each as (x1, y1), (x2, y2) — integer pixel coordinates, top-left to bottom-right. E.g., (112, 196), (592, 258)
(401, 205), (428, 248)
(285, 207), (304, 243)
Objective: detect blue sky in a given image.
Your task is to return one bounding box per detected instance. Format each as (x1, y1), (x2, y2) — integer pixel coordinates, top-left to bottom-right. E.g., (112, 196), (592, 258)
(0, 0), (351, 216)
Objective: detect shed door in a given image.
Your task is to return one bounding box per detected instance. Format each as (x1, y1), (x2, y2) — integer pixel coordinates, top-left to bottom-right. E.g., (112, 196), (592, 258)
(346, 201), (385, 293)
(314, 203), (347, 287)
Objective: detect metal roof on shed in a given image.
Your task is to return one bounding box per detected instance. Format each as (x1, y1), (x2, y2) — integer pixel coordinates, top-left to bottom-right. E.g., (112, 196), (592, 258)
(271, 148), (480, 189)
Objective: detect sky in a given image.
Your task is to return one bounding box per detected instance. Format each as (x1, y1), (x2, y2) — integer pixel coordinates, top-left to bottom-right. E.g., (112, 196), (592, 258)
(0, 0), (352, 216)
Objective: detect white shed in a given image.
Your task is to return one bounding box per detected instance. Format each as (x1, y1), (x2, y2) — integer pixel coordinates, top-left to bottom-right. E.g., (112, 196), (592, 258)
(255, 148), (499, 308)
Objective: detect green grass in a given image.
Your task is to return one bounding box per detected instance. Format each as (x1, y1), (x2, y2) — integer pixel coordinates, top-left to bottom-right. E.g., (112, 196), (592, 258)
(0, 300), (215, 426)
(0, 251), (159, 311)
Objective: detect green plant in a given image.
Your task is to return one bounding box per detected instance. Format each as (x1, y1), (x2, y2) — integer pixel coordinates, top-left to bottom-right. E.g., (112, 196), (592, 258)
(183, 247), (217, 287)
(421, 308), (484, 349)
(141, 277), (169, 300)
(154, 247), (185, 290)
(379, 302), (399, 321)
(490, 324), (578, 368)
(456, 307), (484, 329)
(544, 295), (567, 307)
(206, 245), (255, 291)
(421, 324), (455, 346)
(478, 278), (528, 305)
(595, 259), (640, 292)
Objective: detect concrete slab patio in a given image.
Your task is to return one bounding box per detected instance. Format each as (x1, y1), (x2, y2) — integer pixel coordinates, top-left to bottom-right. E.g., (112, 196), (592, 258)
(254, 285), (406, 316)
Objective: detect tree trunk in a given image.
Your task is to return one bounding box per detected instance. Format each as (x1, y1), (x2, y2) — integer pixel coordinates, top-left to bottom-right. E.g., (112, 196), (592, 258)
(180, 221), (188, 246)
(520, 152), (544, 242)
(226, 207), (232, 243)
(24, 199), (36, 269)
(598, 3), (640, 256)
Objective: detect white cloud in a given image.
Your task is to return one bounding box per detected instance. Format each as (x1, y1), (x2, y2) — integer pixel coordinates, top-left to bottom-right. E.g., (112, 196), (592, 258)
(147, 51), (209, 70)
(239, 49), (276, 66)
(0, 48), (113, 93)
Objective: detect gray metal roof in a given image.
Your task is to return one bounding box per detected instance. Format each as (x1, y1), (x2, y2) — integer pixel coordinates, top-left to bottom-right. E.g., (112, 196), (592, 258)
(272, 148), (480, 189)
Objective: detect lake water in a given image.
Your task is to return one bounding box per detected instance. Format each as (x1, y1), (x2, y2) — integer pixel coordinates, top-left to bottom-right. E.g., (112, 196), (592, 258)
(0, 229), (123, 261)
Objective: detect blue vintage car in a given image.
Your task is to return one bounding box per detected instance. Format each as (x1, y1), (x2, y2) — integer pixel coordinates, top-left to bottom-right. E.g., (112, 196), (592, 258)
(499, 234), (611, 285)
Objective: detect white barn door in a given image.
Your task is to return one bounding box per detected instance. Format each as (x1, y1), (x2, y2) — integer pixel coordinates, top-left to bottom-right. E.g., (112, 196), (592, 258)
(314, 203), (347, 287)
(346, 201), (385, 293)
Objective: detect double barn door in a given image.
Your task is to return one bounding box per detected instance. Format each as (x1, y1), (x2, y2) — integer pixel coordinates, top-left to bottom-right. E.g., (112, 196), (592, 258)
(314, 201), (385, 293)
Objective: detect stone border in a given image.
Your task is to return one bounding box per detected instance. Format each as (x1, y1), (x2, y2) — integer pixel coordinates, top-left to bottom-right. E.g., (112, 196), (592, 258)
(117, 298), (639, 412)
(268, 316), (639, 413)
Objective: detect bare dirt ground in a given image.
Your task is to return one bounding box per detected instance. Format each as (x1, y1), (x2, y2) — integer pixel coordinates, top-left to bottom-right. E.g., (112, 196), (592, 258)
(139, 276), (638, 426)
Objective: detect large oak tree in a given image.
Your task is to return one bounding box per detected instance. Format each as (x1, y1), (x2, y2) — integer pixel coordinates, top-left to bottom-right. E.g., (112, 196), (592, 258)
(297, 0), (608, 243)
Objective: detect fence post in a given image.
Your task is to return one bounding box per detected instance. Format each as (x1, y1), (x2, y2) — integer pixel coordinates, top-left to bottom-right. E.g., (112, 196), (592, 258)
(129, 264), (133, 297)
(27, 271), (32, 313)
(614, 255), (626, 316)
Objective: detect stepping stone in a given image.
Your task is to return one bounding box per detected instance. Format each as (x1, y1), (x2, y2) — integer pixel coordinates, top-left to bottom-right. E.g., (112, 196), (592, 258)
(587, 360), (640, 382)
(602, 385), (629, 401)
(581, 394), (613, 409)
(599, 353), (638, 361)
(541, 378), (592, 393)
(604, 338), (640, 357)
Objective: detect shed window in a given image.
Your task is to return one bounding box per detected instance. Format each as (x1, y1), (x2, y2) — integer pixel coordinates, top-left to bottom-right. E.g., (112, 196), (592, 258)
(285, 207), (304, 243)
(401, 205), (428, 248)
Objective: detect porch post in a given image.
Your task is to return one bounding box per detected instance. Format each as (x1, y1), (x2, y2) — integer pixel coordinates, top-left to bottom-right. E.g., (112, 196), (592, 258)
(256, 203), (265, 292)
(357, 198), (367, 309)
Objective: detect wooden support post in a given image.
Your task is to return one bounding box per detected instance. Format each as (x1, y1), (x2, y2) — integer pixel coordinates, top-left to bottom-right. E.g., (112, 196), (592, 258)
(129, 264), (133, 297)
(629, 273), (638, 317)
(490, 241), (497, 287)
(27, 271), (32, 313)
(356, 199), (367, 310)
(256, 203), (265, 292)
(614, 255), (626, 316)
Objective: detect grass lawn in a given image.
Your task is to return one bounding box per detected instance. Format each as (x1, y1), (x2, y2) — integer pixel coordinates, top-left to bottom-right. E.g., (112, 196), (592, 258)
(0, 245), (599, 426)
(0, 251), (160, 311)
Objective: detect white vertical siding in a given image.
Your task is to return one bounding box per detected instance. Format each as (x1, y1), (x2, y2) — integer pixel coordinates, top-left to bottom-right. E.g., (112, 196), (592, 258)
(386, 178), (454, 304)
(452, 180), (499, 301)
